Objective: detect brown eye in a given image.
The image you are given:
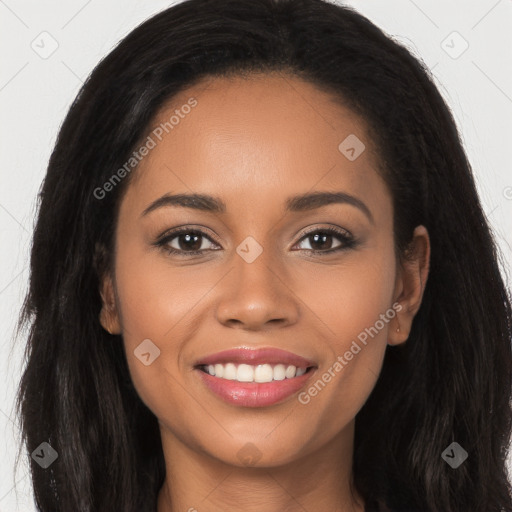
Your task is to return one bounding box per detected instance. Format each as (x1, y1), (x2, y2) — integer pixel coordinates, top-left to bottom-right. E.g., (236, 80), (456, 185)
(300, 232), (340, 251)
(156, 228), (220, 256)
(294, 228), (355, 254)
(172, 232), (204, 252)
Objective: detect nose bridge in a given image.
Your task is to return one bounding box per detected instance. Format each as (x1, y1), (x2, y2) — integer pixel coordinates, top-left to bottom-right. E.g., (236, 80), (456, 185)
(214, 238), (299, 329)
(236, 240), (281, 298)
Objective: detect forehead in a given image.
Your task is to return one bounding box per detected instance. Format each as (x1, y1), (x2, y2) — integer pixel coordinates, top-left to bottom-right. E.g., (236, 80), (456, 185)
(122, 72), (389, 216)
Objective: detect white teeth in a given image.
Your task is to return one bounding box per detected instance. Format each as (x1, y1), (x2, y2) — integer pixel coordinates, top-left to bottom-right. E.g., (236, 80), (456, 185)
(237, 364), (254, 382)
(224, 363), (237, 380)
(285, 364), (296, 379)
(201, 363), (310, 382)
(273, 364), (286, 381)
(296, 367), (307, 377)
(214, 363), (224, 378)
(254, 364), (273, 382)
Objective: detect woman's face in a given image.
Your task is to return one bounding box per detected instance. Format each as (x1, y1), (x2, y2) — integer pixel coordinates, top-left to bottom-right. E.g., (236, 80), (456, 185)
(101, 72), (427, 468)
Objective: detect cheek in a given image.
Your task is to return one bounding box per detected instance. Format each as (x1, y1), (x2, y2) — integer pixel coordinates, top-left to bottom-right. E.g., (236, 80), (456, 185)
(114, 226), (215, 341)
(112, 240), (211, 410)
(294, 241), (396, 350)
(292, 241), (396, 420)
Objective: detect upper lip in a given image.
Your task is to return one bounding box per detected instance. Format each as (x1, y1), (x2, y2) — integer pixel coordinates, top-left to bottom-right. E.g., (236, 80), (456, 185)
(194, 347), (317, 368)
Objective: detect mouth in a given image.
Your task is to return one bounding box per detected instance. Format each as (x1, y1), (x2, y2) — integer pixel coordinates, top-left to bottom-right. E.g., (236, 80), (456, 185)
(195, 362), (316, 382)
(192, 347), (318, 407)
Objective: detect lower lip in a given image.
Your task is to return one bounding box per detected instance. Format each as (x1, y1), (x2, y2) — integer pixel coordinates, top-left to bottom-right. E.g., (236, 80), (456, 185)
(195, 367), (316, 407)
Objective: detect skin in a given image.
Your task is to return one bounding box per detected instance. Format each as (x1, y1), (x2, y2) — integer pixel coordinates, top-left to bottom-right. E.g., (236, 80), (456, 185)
(99, 72), (430, 512)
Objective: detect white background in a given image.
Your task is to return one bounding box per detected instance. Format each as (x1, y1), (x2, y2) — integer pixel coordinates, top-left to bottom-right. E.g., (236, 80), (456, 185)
(1, 0), (511, 509)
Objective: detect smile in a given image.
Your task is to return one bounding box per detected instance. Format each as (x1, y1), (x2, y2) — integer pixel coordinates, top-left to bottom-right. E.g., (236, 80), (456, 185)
(198, 362), (310, 382)
(193, 347), (318, 407)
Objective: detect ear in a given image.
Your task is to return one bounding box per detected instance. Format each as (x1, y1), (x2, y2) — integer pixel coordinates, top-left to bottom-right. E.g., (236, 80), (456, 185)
(389, 225), (430, 346)
(94, 241), (121, 335)
(99, 274), (122, 335)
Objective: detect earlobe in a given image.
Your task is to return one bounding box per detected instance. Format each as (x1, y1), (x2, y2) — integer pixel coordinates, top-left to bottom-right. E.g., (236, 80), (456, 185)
(389, 225), (430, 346)
(388, 307), (406, 346)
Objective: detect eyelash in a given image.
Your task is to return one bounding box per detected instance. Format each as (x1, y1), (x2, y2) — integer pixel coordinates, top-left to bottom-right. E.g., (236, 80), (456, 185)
(154, 226), (357, 257)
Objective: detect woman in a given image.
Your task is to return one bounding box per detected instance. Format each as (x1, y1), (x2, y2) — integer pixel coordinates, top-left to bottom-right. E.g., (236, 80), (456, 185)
(15, 0), (512, 510)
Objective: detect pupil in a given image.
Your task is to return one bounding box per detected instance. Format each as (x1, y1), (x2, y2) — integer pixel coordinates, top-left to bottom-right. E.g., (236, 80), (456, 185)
(179, 233), (201, 251)
(310, 233), (332, 250)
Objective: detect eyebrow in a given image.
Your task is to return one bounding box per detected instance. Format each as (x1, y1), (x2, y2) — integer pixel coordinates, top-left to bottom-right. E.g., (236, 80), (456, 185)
(141, 191), (374, 223)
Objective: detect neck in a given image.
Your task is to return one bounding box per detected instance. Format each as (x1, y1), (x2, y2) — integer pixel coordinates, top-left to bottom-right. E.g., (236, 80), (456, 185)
(156, 421), (365, 512)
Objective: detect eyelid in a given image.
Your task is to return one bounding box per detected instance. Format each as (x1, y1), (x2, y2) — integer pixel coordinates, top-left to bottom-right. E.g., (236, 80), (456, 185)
(291, 224), (355, 252)
(154, 223), (356, 256)
(156, 225), (221, 245)
(295, 223), (352, 241)
(153, 225), (221, 257)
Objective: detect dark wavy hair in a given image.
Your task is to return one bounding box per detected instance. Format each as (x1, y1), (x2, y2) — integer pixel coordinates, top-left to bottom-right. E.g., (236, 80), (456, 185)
(14, 0), (512, 510)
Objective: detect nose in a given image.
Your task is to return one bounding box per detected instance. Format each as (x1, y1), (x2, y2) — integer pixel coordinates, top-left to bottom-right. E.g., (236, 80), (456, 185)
(215, 250), (300, 331)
